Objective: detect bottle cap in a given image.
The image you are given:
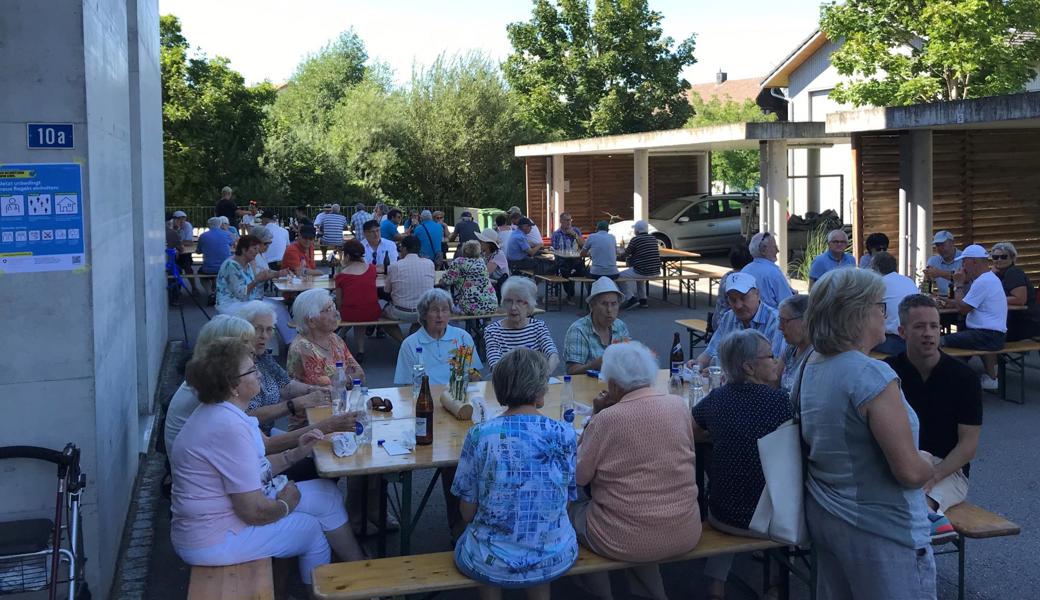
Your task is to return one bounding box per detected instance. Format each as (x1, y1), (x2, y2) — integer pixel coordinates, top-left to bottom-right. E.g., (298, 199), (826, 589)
(335, 361), (344, 367)
(416, 347), (423, 354)
(563, 375), (572, 382)
(671, 367), (678, 373)
(353, 379), (362, 385)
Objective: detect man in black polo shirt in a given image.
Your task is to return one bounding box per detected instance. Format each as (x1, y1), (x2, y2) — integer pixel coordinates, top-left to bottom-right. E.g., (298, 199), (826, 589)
(885, 294), (981, 524)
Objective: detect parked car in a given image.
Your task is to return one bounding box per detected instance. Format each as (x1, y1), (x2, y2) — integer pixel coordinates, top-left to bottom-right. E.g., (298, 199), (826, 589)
(609, 193), (757, 252)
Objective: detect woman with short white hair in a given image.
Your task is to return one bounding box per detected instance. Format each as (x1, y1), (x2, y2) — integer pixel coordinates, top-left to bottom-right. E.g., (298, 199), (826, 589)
(570, 341), (700, 600)
(394, 288), (483, 385)
(287, 289), (364, 389)
(483, 277), (559, 372)
(801, 267), (936, 598)
(692, 329), (791, 599)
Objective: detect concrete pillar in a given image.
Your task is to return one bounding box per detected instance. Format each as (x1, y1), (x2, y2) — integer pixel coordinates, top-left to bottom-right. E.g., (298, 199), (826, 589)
(551, 154), (565, 232)
(698, 151), (711, 193)
(758, 143), (770, 233)
(763, 140), (790, 274)
(0, 2), (165, 596)
(633, 149), (649, 222)
(900, 130), (933, 279)
(806, 148), (821, 214)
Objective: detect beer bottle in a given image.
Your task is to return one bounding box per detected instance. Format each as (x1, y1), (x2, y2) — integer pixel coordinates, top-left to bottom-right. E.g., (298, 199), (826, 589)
(415, 374), (434, 446)
(670, 332), (684, 371)
(947, 280), (956, 301)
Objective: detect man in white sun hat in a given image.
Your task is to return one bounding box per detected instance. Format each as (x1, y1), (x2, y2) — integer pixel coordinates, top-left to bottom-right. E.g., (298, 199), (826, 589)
(564, 277), (631, 375)
(939, 244), (1007, 390)
(696, 272), (784, 369)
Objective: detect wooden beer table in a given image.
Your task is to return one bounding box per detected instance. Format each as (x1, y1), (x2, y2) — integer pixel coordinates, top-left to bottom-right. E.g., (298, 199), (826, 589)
(307, 370), (671, 555)
(274, 272), (445, 294)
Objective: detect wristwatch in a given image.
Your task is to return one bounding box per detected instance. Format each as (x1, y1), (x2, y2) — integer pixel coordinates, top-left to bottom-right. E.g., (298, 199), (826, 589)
(286, 399), (297, 417)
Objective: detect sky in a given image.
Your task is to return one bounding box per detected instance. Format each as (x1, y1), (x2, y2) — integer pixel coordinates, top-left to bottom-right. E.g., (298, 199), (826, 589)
(159, 0), (825, 87)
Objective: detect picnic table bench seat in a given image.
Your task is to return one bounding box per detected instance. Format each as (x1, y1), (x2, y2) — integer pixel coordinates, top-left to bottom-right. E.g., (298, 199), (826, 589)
(938, 502), (1021, 600)
(187, 558), (273, 600)
(569, 273), (705, 308)
(675, 318), (711, 356)
(311, 525), (782, 600)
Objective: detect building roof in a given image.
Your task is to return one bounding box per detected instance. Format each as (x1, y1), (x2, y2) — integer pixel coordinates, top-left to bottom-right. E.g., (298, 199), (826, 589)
(761, 29), (829, 89)
(688, 76), (763, 106)
(825, 91), (1040, 133)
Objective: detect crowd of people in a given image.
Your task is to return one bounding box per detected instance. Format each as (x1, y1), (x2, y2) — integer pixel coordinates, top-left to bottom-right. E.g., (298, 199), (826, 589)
(163, 190), (1037, 599)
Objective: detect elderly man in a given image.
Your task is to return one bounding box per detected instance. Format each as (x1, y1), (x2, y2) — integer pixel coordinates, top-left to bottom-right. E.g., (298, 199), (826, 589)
(413, 210), (444, 262)
(618, 220), (661, 309)
(317, 204), (347, 262)
(564, 277), (631, 374)
(940, 244), (1008, 390)
(886, 294), (981, 532)
(374, 203), (388, 223)
(808, 229), (855, 288)
(871, 251), (920, 355)
(581, 221), (621, 279)
(261, 213), (289, 271)
(214, 185), (242, 229)
(280, 224), (324, 276)
(350, 202), (372, 237)
(508, 206), (542, 242)
(696, 272), (784, 369)
(449, 210), (481, 247)
(382, 235), (435, 342)
(741, 231), (793, 309)
(924, 230), (963, 296)
(551, 212), (587, 303)
(171, 211), (198, 292)
(506, 217), (542, 273)
(381, 208), (405, 242)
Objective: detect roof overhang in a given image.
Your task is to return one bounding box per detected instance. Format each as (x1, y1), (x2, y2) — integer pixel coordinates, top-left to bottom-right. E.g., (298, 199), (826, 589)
(761, 30), (828, 89)
(514, 122), (849, 158)
(825, 91), (1040, 133)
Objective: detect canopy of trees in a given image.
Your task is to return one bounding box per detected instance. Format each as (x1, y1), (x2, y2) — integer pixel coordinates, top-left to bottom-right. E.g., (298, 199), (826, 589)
(686, 94), (776, 192)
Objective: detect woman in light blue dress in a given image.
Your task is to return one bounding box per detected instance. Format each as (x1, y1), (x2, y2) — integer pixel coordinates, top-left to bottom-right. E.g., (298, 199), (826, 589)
(451, 348), (577, 600)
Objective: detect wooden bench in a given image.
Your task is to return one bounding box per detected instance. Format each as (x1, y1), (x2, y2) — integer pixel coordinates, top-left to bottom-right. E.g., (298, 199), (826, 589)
(675, 318), (711, 356)
(188, 558), (273, 600)
(535, 273), (571, 311)
(571, 274), (704, 309)
(311, 525), (782, 599)
(872, 339), (1040, 404)
(939, 502), (1021, 600)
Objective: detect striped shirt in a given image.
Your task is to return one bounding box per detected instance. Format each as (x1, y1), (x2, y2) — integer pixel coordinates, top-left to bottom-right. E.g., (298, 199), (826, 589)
(318, 213), (347, 245)
(483, 318), (559, 367)
(624, 233), (661, 276)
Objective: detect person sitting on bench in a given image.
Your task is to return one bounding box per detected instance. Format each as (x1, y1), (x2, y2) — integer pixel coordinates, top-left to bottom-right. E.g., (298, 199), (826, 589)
(695, 273), (784, 370)
(939, 244), (1008, 391)
(886, 294), (982, 538)
(618, 220), (661, 310)
(505, 218), (542, 273)
(581, 220), (621, 280)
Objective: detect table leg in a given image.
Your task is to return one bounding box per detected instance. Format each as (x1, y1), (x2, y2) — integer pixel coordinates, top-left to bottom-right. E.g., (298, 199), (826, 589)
(399, 471), (413, 555)
(377, 476), (388, 557)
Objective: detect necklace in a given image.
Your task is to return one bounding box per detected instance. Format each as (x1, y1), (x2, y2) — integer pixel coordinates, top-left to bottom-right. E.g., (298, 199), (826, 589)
(307, 332), (334, 353)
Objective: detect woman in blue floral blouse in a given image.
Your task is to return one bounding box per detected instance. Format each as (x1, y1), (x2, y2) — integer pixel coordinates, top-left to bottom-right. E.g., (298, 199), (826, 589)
(215, 234), (286, 315)
(442, 240), (498, 315)
(451, 348), (577, 599)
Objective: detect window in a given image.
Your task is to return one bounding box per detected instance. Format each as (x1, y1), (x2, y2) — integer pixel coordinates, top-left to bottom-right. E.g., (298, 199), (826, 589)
(681, 200), (716, 222)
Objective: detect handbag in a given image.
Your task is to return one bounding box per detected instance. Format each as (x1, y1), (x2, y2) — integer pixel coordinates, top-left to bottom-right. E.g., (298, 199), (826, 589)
(747, 352), (812, 546)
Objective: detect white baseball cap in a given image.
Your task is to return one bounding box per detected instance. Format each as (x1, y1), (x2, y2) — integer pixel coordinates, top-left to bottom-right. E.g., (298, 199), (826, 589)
(960, 244), (988, 259)
(726, 272), (757, 295)
(932, 231), (954, 244)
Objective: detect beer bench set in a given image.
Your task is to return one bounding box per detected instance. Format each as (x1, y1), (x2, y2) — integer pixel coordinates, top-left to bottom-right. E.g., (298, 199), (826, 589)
(518, 270), (707, 311)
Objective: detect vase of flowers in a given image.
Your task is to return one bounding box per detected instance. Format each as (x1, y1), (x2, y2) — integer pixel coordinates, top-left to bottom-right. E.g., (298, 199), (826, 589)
(449, 342), (474, 404)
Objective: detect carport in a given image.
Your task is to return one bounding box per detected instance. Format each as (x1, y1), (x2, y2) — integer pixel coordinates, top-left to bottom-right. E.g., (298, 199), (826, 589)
(514, 122), (849, 273)
(826, 91), (1040, 280)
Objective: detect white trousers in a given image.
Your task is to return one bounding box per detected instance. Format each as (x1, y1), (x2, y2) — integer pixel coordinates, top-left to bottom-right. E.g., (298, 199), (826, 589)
(619, 268), (652, 300)
(175, 479), (348, 584)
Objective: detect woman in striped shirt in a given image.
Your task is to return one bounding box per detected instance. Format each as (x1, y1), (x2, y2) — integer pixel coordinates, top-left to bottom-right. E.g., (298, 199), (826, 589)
(484, 277), (560, 373)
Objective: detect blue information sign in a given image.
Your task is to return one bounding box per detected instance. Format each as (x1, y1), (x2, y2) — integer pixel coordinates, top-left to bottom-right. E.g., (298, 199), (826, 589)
(27, 123), (74, 149)
(0, 163), (85, 273)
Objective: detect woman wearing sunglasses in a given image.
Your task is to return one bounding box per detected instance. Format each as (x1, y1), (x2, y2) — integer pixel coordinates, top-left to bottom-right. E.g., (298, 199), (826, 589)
(990, 242), (1040, 341)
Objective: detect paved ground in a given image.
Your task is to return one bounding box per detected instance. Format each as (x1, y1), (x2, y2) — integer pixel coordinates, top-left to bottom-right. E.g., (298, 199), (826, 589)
(141, 269), (1040, 599)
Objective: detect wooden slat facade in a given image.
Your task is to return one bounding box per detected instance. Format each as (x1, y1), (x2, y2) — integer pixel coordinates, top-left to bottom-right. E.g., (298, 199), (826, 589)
(859, 129), (1040, 281)
(525, 155), (704, 233)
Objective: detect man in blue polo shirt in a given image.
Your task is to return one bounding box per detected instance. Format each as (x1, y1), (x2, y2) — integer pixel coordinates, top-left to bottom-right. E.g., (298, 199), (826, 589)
(506, 218), (541, 272)
(696, 272), (784, 368)
(924, 230), (963, 296)
(412, 210), (444, 262)
(381, 208), (404, 242)
(808, 229), (855, 289)
(741, 231), (793, 308)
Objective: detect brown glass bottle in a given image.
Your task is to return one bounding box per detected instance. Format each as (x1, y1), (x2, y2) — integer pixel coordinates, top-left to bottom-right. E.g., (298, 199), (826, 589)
(415, 374), (434, 446)
(670, 332), (684, 371)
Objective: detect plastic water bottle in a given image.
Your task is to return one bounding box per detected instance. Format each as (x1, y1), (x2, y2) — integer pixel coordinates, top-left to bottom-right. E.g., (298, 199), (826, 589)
(707, 355), (724, 391)
(412, 347), (426, 401)
(560, 375), (576, 424)
(687, 374), (706, 410)
(331, 361), (348, 415)
(350, 378), (371, 444)
(669, 367), (684, 397)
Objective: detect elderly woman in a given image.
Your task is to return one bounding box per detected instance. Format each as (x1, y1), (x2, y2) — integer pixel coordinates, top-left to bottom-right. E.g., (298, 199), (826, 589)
(990, 241), (1040, 341)
(287, 289), (365, 388)
(441, 240), (497, 315)
(394, 288), (483, 385)
(563, 277), (631, 375)
(249, 225), (274, 272)
(216, 235), (286, 315)
(571, 341), (700, 600)
(170, 338), (364, 583)
(692, 330), (791, 600)
(778, 294), (812, 394)
(483, 277), (559, 372)
(334, 239), (381, 362)
(451, 349), (577, 599)
(801, 267), (936, 599)
(475, 228), (509, 291)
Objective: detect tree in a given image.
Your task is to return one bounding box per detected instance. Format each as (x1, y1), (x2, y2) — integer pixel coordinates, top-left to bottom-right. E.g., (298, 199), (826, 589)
(686, 93), (775, 192)
(504, 0), (696, 139)
(821, 0), (1040, 106)
(161, 15), (275, 206)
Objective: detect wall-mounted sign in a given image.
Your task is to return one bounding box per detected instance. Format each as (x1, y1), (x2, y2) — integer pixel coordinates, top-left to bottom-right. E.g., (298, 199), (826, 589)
(27, 123), (74, 149)
(0, 163), (84, 273)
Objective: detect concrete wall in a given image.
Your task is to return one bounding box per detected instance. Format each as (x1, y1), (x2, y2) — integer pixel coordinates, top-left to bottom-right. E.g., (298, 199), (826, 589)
(0, 1), (165, 596)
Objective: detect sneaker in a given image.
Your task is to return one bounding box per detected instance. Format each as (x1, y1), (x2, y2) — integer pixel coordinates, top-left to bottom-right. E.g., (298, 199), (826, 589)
(980, 374), (999, 391)
(928, 513), (955, 538)
(622, 297), (639, 310)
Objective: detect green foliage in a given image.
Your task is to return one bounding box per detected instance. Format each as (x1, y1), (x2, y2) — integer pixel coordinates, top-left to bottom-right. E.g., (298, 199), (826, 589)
(160, 15), (275, 206)
(686, 93), (775, 192)
(504, 0), (697, 139)
(821, 0), (1040, 106)
(788, 224), (830, 281)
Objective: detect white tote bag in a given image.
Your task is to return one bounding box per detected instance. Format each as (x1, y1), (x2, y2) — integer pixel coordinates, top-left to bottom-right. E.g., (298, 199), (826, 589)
(747, 356), (811, 546)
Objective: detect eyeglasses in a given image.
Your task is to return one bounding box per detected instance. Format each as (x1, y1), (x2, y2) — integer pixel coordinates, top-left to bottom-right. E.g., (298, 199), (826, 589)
(237, 365), (258, 378)
(828, 240), (847, 244)
(991, 254), (1010, 260)
(755, 354), (775, 360)
(779, 315), (803, 325)
(876, 302), (887, 317)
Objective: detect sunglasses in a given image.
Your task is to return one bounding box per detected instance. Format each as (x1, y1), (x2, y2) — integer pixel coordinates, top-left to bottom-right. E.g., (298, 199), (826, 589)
(369, 396), (394, 412)
(991, 254), (1010, 260)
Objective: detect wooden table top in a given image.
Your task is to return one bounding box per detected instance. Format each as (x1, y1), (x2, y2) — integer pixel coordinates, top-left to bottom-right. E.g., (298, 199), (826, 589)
(659, 248), (701, 259)
(275, 271), (444, 293)
(307, 370), (671, 478)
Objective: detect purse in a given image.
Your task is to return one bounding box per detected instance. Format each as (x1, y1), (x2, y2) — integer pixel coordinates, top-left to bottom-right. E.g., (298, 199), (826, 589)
(747, 352), (811, 546)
